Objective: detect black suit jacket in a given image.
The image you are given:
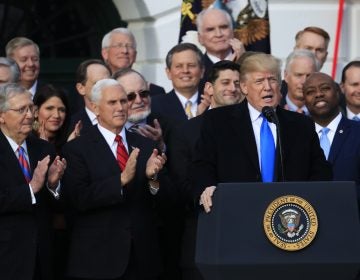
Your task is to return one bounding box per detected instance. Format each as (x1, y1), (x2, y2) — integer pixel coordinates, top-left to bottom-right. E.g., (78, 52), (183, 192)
(0, 131), (57, 280)
(68, 107), (94, 136)
(191, 101), (332, 198)
(62, 126), (162, 279)
(149, 82), (166, 97)
(151, 90), (201, 125)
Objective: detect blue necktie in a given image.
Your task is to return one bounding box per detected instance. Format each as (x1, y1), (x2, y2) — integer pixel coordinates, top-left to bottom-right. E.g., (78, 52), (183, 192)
(319, 127), (330, 159)
(260, 115), (275, 182)
(353, 116), (360, 121)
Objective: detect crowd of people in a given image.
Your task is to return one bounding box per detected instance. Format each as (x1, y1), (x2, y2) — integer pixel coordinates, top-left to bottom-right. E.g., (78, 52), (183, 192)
(1, 6), (360, 280)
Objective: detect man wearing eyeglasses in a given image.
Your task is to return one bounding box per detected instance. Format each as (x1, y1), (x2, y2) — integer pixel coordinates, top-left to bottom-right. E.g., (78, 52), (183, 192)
(101, 27), (166, 97)
(0, 83), (66, 280)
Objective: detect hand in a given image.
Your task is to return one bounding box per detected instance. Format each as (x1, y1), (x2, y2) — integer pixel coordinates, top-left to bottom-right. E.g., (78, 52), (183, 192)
(38, 121), (49, 141)
(135, 119), (163, 143)
(67, 120), (82, 141)
(29, 155), (51, 193)
(47, 156), (67, 189)
(228, 38), (246, 62)
(196, 88), (212, 116)
(146, 149), (167, 180)
(200, 186), (216, 213)
(120, 148), (140, 186)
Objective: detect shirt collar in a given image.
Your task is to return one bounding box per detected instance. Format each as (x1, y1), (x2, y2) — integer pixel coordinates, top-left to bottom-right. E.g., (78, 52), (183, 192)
(29, 80), (38, 99)
(248, 102), (262, 122)
(85, 107), (98, 125)
(286, 94), (309, 115)
(206, 51), (233, 63)
(174, 90), (198, 107)
(346, 107), (360, 120)
(3, 133), (28, 154)
(315, 112), (342, 134)
(97, 124), (127, 147)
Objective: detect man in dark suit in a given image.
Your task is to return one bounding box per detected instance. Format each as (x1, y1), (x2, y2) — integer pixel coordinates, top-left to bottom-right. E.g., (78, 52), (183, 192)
(303, 72), (360, 184)
(168, 60), (242, 280)
(0, 83), (66, 280)
(340, 61), (360, 120)
(151, 43), (205, 124)
(62, 79), (166, 280)
(69, 59), (111, 134)
(196, 7), (245, 94)
(192, 53), (332, 213)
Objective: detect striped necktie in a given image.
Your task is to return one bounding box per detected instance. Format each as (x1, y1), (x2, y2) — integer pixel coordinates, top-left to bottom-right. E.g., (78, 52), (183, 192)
(115, 135), (128, 171)
(17, 146), (32, 183)
(185, 101), (193, 119)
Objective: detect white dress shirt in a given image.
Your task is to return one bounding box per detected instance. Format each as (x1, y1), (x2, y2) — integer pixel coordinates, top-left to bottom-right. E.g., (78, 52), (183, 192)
(175, 90), (198, 117)
(85, 107), (98, 125)
(315, 112), (342, 146)
(346, 107), (360, 121)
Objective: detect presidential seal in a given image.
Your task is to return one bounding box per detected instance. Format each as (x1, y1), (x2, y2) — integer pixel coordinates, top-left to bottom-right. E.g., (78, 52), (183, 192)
(263, 195), (318, 251)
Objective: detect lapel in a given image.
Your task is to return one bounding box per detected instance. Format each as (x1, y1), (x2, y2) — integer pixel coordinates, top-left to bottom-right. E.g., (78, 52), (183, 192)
(230, 101), (260, 173)
(0, 130), (29, 184)
(167, 90), (188, 121)
(328, 116), (350, 162)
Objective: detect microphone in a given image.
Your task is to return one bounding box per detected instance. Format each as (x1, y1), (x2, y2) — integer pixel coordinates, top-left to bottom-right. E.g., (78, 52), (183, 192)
(262, 106), (279, 125)
(261, 106), (285, 181)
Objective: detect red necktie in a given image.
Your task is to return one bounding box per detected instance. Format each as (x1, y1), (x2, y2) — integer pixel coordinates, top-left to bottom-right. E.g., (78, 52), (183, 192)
(17, 146), (32, 183)
(115, 135), (128, 171)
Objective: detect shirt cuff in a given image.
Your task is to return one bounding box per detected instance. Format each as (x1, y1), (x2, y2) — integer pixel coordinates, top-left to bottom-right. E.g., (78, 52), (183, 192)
(47, 182), (61, 199)
(28, 184), (36, 204)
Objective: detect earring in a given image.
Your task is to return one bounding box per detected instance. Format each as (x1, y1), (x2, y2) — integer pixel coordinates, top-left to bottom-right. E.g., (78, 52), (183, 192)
(33, 119), (39, 131)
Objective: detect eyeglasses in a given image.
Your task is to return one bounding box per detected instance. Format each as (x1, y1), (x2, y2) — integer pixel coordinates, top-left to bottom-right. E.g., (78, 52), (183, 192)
(108, 43), (136, 50)
(127, 90), (150, 102)
(7, 105), (35, 115)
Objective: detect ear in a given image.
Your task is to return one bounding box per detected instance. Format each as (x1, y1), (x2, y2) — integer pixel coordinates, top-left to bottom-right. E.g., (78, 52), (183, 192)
(165, 67), (172, 81)
(0, 113), (4, 124)
(76, 83), (86, 96)
(284, 70), (289, 83)
(205, 82), (214, 97)
(101, 48), (108, 61)
(92, 102), (99, 117)
(240, 80), (248, 96)
(198, 32), (204, 46)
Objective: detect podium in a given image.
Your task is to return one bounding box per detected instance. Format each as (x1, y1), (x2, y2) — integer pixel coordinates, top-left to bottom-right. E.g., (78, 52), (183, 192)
(196, 182), (360, 280)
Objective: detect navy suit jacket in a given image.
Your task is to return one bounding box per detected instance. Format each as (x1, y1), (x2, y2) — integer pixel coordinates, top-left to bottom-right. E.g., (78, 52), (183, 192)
(0, 131), (57, 280)
(191, 101), (332, 198)
(68, 107), (94, 136)
(328, 116), (360, 183)
(62, 126), (162, 279)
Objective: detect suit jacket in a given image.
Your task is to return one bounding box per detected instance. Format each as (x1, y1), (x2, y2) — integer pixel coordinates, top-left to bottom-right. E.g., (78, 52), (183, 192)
(151, 90), (201, 124)
(329, 116), (360, 183)
(149, 82), (166, 97)
(62, 126), (162, 279)
(191, 101), (332, 198)
(0, 131), (56, 280)
(68, 107), (94, 136)
(198, 53), (214, 96)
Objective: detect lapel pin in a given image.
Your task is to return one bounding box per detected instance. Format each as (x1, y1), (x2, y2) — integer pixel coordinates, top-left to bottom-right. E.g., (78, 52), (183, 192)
(339, 130), (343, 134)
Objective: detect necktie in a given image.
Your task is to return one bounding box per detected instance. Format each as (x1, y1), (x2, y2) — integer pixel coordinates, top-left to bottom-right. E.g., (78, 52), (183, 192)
(353, 116), (360, 121)
(115, 135), (129, 171)
(319, 127), (330, 159)
(17, 146), (32, 183)
(185, 101), (193, 119)
(260, 115), (275, 182)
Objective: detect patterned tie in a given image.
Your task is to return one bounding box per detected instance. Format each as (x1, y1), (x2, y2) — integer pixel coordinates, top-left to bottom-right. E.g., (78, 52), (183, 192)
(260, 115), (275, 182)
(185, 101), (193, 119)
(17, 146), (32, 183)
(115, 135), (129, 171)
(353, 116), (360, 121)
(319, 127), (330, 159)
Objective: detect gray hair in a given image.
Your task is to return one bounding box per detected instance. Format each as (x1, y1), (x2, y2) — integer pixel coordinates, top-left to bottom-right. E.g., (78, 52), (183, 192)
(196, 7), (233, 34)
(0, 83), (31, 112)
(0, 57), (21, 83)
(5, 37), (40, 58)
(285, 49), (320, 72)
(101, 28), (137, 49)
(90, 78), (122, 104)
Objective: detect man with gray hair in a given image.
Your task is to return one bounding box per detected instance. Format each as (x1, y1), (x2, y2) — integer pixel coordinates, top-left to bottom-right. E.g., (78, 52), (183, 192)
(5, 37), (41, 98)
(0, 57), (20, 84)
(281, 49), (319, 114)
(0, 83), (66, 280)
(101, 27), (165, 97)
(62, 78), (167, 280)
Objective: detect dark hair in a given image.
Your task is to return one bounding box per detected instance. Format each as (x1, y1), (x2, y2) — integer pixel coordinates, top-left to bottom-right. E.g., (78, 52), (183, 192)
(75, 59), (110, 84)
(341, 61), (360, 83)
(165, 43), (204, 69)
(112, 68), (147, 82)
(207, 60), (240, 83)
(33, 84), (70, 151)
